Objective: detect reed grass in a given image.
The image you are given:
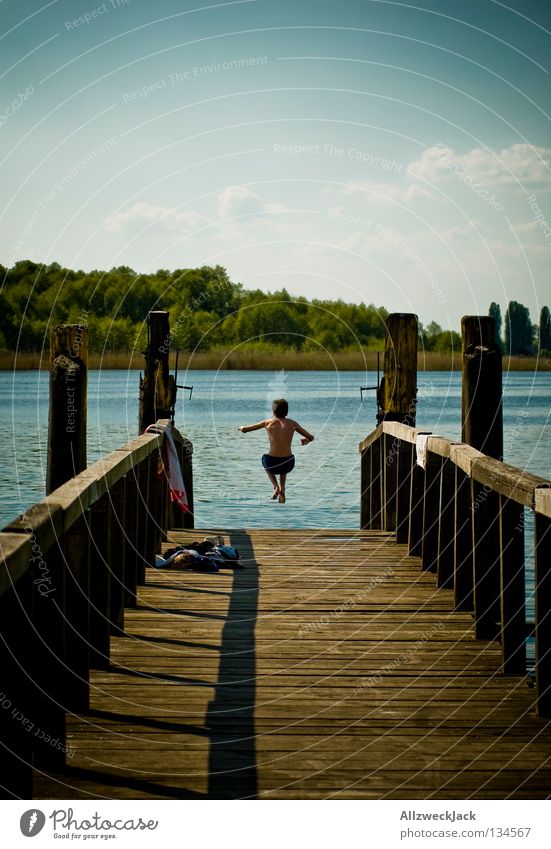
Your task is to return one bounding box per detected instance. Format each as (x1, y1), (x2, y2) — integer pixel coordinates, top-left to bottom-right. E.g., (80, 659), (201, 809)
(1, 349), (549, 371)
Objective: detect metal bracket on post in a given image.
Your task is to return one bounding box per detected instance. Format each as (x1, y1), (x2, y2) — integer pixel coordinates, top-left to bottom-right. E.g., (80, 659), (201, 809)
(360, 352), (382, 421)
(171, 348), (193, 423)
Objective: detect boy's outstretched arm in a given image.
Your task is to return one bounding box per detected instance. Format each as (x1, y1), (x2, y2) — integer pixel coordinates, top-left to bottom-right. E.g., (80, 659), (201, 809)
(238, 420), (266, 433)
(294, 422), (315, 445)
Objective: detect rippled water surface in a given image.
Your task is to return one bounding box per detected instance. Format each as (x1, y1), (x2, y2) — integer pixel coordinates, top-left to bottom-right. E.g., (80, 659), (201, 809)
(1, 369), (549, 531)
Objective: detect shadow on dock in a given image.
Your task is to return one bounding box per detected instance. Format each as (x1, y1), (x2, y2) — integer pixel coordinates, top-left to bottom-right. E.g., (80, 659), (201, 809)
(206, 530), (259, 799)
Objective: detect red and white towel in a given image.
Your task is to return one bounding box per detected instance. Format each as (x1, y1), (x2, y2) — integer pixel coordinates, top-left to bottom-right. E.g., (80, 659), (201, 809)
(145, 422), (189, 513)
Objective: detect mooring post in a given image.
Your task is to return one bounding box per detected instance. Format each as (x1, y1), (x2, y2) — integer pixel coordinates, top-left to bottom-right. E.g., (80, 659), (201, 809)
(378, 313), (418, 533)
(461, 316), (503, 641)
(138, 310), (176, 432)
(46, 323), (88, 494)
(380, 313), (418, 426)
(461, 315), (503, 459)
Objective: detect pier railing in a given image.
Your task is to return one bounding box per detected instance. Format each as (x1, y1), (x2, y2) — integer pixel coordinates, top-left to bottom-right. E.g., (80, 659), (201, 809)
(0, 420), (192, 798)
(360, 421), (551, 716)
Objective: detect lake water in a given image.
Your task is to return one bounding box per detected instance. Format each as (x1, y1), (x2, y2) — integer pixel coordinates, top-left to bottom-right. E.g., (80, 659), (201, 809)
(0, 369), (549, 532)
(1, 368), (547, 655)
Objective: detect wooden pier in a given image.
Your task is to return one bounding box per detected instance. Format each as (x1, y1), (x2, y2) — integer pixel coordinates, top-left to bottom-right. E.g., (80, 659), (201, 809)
(28, 526), (551, 800)
(1, 311), (551, 799)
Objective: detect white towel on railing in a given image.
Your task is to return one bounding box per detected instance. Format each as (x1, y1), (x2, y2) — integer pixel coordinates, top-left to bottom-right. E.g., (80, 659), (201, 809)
(415, 433), (444, 469)
(416, 434), (431, 469)
(145, 422), (189, 513)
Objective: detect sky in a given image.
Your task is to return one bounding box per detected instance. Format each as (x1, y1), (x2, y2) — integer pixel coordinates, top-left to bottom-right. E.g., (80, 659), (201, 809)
(1, 0), (550, 329)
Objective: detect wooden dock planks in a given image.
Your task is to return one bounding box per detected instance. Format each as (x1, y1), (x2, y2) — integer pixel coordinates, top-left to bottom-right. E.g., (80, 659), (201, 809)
(34, 529), (551, 800)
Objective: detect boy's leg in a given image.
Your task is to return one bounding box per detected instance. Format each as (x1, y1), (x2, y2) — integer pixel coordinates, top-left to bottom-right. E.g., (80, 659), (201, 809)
(278, 473), (287, 503)
(265, 468), (280, 497)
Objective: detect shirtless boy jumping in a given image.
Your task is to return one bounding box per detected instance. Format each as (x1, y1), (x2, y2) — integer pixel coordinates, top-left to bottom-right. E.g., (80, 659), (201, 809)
(238, 399), (315, 504)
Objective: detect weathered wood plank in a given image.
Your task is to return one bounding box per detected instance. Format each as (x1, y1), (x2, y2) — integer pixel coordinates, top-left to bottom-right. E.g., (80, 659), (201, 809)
(471, 456), (546, 507)
(0, 533), (33, 593)
(358, 424), (383, 454)
(381, 421), (419, 443)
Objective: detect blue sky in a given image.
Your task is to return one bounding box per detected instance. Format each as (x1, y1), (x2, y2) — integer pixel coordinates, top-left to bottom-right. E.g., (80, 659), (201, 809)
(1, 0), (550, 328)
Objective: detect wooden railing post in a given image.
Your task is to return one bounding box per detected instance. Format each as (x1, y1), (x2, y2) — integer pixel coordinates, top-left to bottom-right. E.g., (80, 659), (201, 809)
(371, 438), (383, 530)
(109, 477), (126, 635)
(146, 452), (160, 568)
(360, 446), (371, 530)
(136, 459), (151, 588)
(47, 323), (88, 493)
(535, 487), (551, 716)
(471, 481), (501, 641)
(359, 427), (384, 530)
(453, 466), (474, 610)
(461, 315), (503, 460)
(436, 455), (455, 590)
(408, 450), (427, 558)
(63, 515), (90, 710)
(88, 497), (111, 669)
(421, 449), (441, 572)
(382, 431), (398, 531)
(0, 535), (34, 798)
(396, 438), (414, 544)
(3, 504), (71, 769)
(499, 495), (526, 674)
(29, 542), (67, 767)
(450, 446), (479, 612)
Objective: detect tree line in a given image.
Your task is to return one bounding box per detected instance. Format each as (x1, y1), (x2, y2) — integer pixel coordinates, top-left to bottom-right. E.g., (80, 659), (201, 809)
(489, 301), (550, 356)
(0, 260), (547, 357)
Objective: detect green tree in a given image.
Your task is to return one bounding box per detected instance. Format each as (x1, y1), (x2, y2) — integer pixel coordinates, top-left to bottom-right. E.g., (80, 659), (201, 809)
(433, 330), (461, 352)
(489, 302), (503, 350)
(539, 306), (551, 353)
(504, 301), (534, 355)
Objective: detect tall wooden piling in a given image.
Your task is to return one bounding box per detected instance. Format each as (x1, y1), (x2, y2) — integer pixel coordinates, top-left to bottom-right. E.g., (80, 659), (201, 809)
(461, 316), (503, 645)
(372, 313), (418, 534)
(380, 313), (418, 426)
(461, 316), (503, 460)
(138, 311), (176, 432)
(46, 324), (88, 494)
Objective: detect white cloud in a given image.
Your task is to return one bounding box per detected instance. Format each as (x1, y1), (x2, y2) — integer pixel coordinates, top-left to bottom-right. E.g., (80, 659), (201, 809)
(340, 181), (435, 204)
(408, 143), (551, 189)
(217, 186), (284, 219)
(105, 201), (210, 232)
(340, 219), (480, 260)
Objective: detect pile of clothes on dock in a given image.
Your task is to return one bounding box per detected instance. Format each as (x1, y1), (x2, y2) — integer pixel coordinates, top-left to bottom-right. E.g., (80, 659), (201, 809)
(154, 536), (242, 572)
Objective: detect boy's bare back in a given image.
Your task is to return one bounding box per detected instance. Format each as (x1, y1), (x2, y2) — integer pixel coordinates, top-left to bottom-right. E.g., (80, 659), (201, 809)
(238, 414), (314, 456)
(265, 417), (302, 457)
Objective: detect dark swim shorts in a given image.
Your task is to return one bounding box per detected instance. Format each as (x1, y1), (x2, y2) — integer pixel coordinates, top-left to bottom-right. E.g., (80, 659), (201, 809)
(262, 453), (295, 475)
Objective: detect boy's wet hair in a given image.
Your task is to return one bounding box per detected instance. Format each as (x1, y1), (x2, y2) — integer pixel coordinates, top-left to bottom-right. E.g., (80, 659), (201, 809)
(272, 399), (288, 418)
